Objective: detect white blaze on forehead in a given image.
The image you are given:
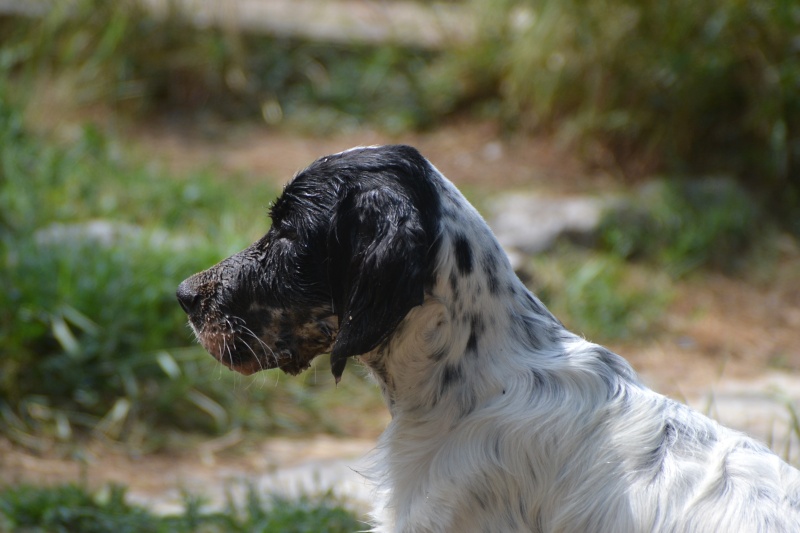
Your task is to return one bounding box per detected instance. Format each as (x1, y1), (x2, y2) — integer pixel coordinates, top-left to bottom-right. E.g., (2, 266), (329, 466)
(334, 145), (384, 156)
(297, 146), (386, 174)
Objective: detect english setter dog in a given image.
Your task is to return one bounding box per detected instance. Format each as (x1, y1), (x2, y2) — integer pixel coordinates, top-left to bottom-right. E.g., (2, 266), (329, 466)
(177, 145), (800, 532)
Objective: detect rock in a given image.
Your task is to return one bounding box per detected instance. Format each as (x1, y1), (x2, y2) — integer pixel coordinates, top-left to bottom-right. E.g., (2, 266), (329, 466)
(487, 193), (618, 268)
(682, 372), (800, 459)
(34, 220), (192, 250)
(35, 220), (144, 248)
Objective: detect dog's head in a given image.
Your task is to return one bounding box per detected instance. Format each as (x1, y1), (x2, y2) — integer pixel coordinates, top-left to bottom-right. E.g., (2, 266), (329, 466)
(177, 145), (440, 380)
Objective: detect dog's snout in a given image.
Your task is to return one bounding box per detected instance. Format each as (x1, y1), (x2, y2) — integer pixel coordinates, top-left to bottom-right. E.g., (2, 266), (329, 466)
(176, 279), (200, 315)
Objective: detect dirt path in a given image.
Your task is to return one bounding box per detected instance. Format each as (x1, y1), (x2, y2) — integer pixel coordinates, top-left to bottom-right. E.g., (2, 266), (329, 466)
(1, 434), (377, 514)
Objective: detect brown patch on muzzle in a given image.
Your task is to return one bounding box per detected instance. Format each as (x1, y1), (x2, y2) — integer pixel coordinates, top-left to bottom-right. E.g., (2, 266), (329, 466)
(177, 269), (337, 376)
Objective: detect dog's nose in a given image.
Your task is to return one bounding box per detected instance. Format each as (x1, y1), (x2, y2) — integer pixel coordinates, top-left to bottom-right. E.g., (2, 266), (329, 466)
(176, 279), (200, 315)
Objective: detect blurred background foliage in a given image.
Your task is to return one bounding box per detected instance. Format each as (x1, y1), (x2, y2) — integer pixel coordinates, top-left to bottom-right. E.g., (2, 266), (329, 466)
(0, 81), (383, 449)
(0, 0), (797, 450)
(486, 0), (800, 234)
(2, 0), (796, 224)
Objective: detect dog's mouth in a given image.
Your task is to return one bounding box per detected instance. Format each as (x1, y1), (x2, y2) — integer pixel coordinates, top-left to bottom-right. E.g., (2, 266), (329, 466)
(202, 336), (298, 376)
(191, 313), (338, 376)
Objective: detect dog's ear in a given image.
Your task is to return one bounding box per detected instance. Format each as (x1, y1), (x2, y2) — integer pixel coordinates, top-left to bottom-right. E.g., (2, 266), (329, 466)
(328, 186), (430, 379)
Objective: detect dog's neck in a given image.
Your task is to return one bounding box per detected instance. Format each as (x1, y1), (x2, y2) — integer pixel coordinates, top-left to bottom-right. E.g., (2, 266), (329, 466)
(358, 180), (565, 420)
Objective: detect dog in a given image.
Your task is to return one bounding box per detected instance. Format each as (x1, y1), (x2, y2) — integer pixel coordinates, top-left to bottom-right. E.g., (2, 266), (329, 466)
(177, 145), (800, 532)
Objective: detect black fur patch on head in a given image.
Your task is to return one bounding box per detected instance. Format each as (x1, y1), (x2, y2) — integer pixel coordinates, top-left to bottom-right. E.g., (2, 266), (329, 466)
(177, 144), (443, 380)
(453, 234), (474, 275)
(323, 146), (442, 370)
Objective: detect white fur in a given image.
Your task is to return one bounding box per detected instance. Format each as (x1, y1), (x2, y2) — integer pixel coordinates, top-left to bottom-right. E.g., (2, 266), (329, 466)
(355, 164), (800, 532)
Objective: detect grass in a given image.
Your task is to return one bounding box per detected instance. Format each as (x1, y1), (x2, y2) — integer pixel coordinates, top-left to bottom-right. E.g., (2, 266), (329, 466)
(0, 91), (245, 441)
(0, 84), (385, 448)
(784, 400), (800, 466)
(1, 0), (441, 134)
(598, 178), (766, 277)
(525, 249), (670, 342)
(0, 483), (362, 533)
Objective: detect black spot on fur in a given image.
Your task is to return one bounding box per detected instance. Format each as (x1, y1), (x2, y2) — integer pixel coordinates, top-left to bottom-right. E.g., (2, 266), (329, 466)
(524, 291), (546, 314)
(466, 329), (479, 353)
(512, 314), (546, 351)
(646, 422), (676, 480)
(443, 207), (460, 221)
(483, 253), (501, 295)
(663, 422), (676, 441)
(448, 276), (461, 307)
(531, 370), (545, 388)
(492, 434), (502, 461)
(595, 347), (637, 388)
(738, 439), (770, 454)
(518, 496), (528, 523)
(453, 234), (474, 275)
(471, 489), (490, 511)
(441, 363), (463, 393)
(466, 314), (485, 356)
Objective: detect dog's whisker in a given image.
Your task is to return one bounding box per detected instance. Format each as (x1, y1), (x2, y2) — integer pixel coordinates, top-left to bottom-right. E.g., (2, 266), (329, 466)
(238, 324), (279, 368)
(227, 316), (278, 391)
(222, 335), (238, 391)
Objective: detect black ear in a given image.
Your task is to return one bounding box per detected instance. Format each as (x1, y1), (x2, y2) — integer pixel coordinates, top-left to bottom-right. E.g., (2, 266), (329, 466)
(328, 186), (430, 378)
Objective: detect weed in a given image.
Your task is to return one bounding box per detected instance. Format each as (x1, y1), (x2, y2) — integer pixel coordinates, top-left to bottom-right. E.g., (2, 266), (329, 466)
(786, 400), (800, 467)
(526, 250), (670, 341)
(0, 85), (384, 445)
(0, 483), (362, 533)
(599, 178), (766, 276)
(2, 0), (442, 132)
(0, 484), (159, 533)
(232, 487), (364, 533)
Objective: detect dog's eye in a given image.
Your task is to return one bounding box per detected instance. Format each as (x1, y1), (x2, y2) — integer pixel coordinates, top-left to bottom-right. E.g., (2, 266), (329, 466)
(269, 219), (297, 241)
(279, 228), (299, 240)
